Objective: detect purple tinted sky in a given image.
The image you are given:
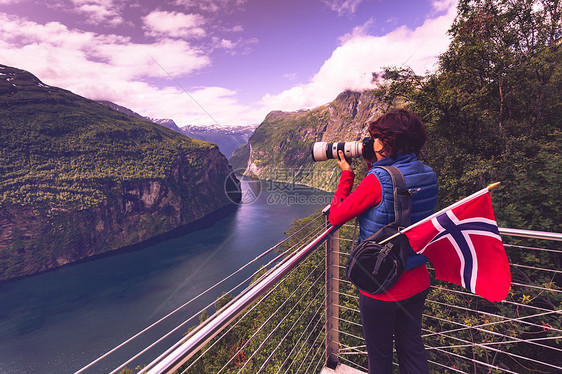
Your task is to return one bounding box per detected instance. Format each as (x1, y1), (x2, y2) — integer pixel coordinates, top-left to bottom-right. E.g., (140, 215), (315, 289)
(0, 0), (458, 127)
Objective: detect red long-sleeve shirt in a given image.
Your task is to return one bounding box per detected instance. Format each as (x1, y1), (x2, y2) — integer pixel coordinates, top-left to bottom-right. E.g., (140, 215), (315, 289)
(329, 169), (430, 301)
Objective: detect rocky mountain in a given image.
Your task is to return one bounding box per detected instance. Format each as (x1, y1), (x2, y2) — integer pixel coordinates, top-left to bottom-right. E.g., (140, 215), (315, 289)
(150, 117), (183, 133)
(96, 100), (183, 133)
(96, 100), (255, 158)
(181, 124), (255, 158)
(231, 90), (384, 191)
(0, 64), (240, 281)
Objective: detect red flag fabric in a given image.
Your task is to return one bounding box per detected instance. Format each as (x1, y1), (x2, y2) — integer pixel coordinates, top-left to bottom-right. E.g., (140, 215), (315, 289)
(405, 191), (511, 302)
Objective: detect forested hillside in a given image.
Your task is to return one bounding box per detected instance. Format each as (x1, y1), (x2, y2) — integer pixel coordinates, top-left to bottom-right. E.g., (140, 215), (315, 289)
(0, 65), (240, 281)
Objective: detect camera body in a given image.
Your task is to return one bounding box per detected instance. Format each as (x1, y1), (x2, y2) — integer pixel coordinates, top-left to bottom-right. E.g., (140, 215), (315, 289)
(311, 137), (375, 162)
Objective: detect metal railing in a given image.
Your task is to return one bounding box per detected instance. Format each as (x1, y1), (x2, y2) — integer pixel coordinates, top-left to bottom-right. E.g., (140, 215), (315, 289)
(77, 210), (561, 374)
(142, 224), (339, 373)
(331, 224), (562, 373)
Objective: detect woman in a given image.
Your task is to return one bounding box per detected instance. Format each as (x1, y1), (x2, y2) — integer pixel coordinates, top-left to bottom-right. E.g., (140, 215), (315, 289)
(330, 109), (438, 374)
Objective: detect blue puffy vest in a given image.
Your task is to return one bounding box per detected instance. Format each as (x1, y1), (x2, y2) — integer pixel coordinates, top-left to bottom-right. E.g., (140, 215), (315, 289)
(359, 153), (438, 269)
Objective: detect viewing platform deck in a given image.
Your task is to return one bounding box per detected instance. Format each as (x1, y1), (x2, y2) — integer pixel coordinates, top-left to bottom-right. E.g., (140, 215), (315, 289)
(321, 363), (365, 374)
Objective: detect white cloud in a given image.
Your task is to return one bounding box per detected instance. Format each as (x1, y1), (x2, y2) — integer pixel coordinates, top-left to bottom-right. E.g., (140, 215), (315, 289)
(283, 73), (298, 81)
(143, 10), (206, 39)
(338, 18), (373, 43)
(0, 13), (210, 78)
(0, 11), (265, 127)
(173, 0), (247, 13)
(323, 0), (365, 16)
(210, 35), (257, 55)
(95, 39), (211, 77)
(261, 0), (457, 112)
(131, 86), (266, 127)
(432, 0), (458, 12)
(219, 38), (235, 49)
(0, 13), (238, 125)
(386, 17), (398, 25)
(69, 0), (125, 26)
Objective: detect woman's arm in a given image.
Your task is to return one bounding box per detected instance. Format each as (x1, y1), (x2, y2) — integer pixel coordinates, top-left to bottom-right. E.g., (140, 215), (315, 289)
(329, 171), (382, 225)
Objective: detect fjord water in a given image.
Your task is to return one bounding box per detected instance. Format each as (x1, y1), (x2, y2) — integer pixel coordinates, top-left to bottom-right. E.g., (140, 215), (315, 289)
(0, 177), (332, 374)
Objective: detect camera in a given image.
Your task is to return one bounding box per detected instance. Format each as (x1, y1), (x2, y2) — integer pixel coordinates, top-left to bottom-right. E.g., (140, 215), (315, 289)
(311, 137), (376, 162)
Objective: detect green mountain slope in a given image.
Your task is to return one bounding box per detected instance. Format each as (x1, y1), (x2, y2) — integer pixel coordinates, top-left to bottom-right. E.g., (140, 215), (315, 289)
(0, 65), (240, 281)
(232, 90), (383, 191)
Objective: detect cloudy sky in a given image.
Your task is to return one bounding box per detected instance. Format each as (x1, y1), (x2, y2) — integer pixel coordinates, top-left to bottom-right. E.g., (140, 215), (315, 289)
(0, 0), (458, 127)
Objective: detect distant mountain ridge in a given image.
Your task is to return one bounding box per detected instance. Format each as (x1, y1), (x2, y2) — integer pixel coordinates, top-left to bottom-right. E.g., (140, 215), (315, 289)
(0, 64), (240, 281)
(96, 100), (183, 133)
(181, 124), (255, 158)
(97, 100), (255, 158)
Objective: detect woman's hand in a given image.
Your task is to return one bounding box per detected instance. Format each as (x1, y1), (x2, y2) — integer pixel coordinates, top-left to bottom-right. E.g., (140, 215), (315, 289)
(336, 150), (352, 171)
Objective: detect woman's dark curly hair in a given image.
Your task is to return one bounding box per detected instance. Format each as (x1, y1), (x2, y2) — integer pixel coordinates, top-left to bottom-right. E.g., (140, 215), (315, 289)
(368, 109), (427, 159)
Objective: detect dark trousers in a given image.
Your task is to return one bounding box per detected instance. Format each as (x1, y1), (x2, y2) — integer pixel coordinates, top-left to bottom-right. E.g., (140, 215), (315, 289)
(359, 288), (430, 374)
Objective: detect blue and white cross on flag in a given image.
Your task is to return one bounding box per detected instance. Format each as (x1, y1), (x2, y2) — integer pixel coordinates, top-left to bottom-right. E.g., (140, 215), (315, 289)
(404, 188), (511, 302)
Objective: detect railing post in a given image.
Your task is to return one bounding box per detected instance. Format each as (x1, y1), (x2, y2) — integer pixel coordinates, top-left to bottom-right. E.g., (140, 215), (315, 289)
(325, 214), (340, 369)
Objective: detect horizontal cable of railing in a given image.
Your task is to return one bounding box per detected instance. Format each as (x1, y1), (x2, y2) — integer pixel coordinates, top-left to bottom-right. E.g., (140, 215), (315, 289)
(335, 227), (561, 374)
(220, 261), (326, 373)
(129, 223), (327, 374)
(141, 223), (340, 374)
(498, 227), (562, 241)
(75, 214), (327, 374)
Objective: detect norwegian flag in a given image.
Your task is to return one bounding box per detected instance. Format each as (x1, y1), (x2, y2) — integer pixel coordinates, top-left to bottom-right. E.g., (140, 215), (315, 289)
(404, 190), (511, 302)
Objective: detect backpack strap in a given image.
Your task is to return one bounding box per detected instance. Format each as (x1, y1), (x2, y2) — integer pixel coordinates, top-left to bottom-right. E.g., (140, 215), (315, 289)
(376, 166), (428, 271)
(375, 166), (412, 227)
(358, 166), (412, 244)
